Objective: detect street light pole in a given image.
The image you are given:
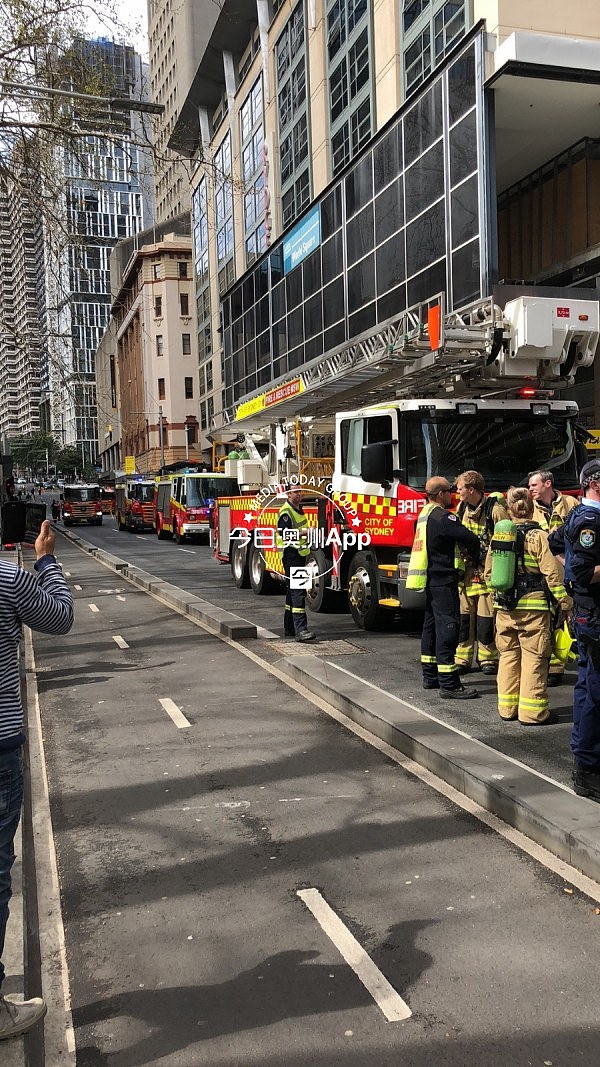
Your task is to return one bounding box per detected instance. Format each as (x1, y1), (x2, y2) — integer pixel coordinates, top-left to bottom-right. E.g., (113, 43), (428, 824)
(185, 423), (189, 462)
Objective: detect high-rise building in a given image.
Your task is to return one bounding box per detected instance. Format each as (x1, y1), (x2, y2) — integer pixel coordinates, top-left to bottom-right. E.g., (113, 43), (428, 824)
(0, 162), (45, 444)
(147, 0), (221, 225)
(168, 0), (600, 441)
(42, 37), (153, 467)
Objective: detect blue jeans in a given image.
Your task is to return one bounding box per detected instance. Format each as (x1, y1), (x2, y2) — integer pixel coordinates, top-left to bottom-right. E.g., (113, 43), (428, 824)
(0, 747), (23, 990)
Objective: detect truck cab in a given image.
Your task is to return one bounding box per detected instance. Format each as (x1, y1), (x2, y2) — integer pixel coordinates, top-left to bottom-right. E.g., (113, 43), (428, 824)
(61, 484), (103, 526)
(115, 479), (156, 532)
(156, 472), (239, 543)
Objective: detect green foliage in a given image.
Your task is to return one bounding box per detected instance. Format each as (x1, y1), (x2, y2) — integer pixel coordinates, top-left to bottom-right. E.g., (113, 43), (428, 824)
(8, 432), (57, 472)
(55, 446), (82, 477)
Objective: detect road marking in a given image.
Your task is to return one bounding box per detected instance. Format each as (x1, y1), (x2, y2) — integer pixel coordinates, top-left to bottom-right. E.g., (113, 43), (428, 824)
(74, 584), (82, 590)
(88, 604), (99, 613)
(64, 571), (71, 576)
(112, 635), (129, 649)
(159, 697), (191, 729)
(297, 888), (411, 1022)
(116, 595), (126, 602)
(177, 548), (196, 554)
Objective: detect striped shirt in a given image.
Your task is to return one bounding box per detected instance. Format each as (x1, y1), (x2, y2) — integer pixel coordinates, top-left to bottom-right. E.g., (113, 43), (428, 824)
(0, 556), (73, 747)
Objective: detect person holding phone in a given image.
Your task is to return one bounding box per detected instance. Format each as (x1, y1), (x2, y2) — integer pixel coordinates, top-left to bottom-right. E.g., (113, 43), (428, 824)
(0, 521), (73, 1041)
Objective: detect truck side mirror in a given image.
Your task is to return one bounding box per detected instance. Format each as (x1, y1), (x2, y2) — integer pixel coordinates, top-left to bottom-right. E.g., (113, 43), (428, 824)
(361, 441), (395, 487)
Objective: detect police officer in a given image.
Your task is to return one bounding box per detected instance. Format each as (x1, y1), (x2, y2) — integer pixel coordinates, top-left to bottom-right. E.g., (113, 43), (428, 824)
(454, 470), (508, 675)
(407, 476), (481, 698)
(277, 486), (316, 643)
(529, 468), (577, 687)
(549, 461), (600, 800)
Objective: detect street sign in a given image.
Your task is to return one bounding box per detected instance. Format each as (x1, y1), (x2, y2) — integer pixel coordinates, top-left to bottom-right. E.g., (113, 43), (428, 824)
(124, 455), (136, 474)
(586, 430), (600, 450)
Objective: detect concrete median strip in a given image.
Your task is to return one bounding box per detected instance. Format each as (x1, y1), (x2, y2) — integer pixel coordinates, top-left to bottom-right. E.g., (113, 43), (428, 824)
(280, 654), (600, 884)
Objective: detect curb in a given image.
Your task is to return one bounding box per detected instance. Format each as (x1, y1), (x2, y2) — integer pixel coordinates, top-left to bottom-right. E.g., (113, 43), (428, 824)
(57, 527), (600, 883)
(279, 654), (600, 883)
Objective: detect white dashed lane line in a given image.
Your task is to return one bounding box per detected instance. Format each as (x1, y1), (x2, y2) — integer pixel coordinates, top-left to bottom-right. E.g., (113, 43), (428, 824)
(74, 585), (82, 591)
(297, 888), (411, 1022)
(112, 635), (129, 649)
(159, 698), (191, 729)
(88, 604), (99, 613)
(177, 548), (196, 554)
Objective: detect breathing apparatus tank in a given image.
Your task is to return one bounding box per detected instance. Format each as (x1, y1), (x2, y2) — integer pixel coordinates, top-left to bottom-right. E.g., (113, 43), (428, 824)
(490, 519), (518, 592)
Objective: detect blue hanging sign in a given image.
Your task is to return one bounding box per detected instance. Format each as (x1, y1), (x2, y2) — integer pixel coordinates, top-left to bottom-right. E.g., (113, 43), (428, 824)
(283, 205), (321, 274)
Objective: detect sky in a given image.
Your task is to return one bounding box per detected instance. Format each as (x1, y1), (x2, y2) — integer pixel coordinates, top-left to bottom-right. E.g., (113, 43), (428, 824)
(87, 0), (149, 61)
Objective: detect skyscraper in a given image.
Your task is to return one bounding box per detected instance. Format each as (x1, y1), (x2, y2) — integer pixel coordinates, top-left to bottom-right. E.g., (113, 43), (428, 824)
(42, 37), (153, 467)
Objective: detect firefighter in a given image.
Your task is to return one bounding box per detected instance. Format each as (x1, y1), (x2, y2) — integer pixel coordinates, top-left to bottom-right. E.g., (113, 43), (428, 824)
(454, 470), (508, 676)
(407, 476), (481, 698)
(549, 461), (600, 800)
(528, 468), (578, 686)
(276, 485), (316, 643)
(485, 487), (572, 724)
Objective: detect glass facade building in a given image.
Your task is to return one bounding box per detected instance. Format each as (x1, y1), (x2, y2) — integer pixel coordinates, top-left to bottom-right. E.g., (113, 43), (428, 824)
(221, 32), (487, 418)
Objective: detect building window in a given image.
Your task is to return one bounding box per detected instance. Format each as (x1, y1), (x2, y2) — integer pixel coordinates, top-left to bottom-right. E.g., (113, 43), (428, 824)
(240, 76), (266, 266)
(277, 2), (311, 228)
(178, 261), (188, 278)
(153, 263), (161, 279)
(214, 134), (234, 284)
(192, 175), (212, 358)
(158, 377), (165, 400)
(184, 377), (193, 399)
(154, 296), (162, 317)
(402, 0), (466, 96)
(327, 0), (372, 177)
(156, 334), (164, 357)
(180, 292), (189, 315)
(182, 333), (191, 355)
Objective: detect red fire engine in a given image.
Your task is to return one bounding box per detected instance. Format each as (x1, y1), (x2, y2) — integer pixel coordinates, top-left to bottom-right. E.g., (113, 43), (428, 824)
(213, 294), (599, 629)
(155, 471), (239, 543)
(115, 478), (156, 532)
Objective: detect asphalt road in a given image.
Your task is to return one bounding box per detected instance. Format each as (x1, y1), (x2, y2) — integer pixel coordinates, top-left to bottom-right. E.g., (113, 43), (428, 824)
(58, 511), (579, 788)
(28, 523), (600, 1065)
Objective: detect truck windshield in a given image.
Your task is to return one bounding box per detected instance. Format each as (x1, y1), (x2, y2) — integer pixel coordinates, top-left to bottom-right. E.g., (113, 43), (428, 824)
(131, 484), (155, 503)
(405, 413), (579, 491)
(186, 477), (239, 506)
(64, 487), (100, 502)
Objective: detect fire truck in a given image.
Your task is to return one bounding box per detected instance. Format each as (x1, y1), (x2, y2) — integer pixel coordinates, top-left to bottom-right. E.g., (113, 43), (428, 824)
(155, 470), (239, 543)
(61, 484), (103, 526)
(213, 293), (599, 629)
(115, 478), (156, 532)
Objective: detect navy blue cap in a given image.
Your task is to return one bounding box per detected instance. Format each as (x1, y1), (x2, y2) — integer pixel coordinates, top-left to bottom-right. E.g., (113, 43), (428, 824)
(580, 460), (600, 488)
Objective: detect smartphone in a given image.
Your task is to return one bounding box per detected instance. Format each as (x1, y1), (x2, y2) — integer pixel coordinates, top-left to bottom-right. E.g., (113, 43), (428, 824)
(23, 503), (46, 544)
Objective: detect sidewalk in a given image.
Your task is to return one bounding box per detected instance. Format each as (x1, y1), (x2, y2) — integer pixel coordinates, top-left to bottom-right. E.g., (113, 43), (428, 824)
(3, 824), (25, 1067)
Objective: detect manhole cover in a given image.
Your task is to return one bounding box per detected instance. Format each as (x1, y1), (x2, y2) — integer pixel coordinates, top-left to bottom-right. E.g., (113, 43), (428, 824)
(268, 639), (368, 655)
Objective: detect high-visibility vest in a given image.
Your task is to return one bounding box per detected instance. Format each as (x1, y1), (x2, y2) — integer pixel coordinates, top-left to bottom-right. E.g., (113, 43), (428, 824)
(406, 502), (439, 590)
(276, 500), (310, 558)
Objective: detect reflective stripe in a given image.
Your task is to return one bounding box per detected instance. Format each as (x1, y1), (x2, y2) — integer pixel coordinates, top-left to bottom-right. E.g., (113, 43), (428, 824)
(498, 693), (519, 703)
(438, 663), (459, 673)
(420, 654), (436, 664)
(519, 697), (549, 710)
(291, 606), (306, 613)
(478, 647), (498, 662)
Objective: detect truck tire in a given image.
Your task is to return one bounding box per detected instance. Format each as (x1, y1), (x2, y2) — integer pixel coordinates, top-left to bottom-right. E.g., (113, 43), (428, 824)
(231, 539), (250, 588)
(305, 549), (335, 613)
(248, 542), (277, 595)
(347, 552), (387, 630)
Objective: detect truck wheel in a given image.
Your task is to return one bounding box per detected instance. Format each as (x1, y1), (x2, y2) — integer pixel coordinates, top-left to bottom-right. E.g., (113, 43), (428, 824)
(231, 539), (250, 588)
(305, 549), (335, 613)
(248, 542), (276, 595)
(347, 552), (386, 630)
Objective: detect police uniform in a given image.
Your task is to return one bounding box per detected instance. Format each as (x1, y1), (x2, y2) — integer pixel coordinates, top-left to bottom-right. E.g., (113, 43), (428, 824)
(549, 464), (600, 798)
(533, 491), (578, 683)
(408, 502), (481, 695)
(455, 492), (508, 674)
(485, 523), (571, 723)
(276, 497), (314, 641)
